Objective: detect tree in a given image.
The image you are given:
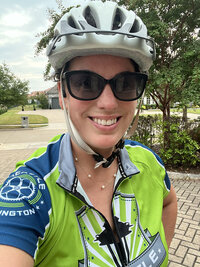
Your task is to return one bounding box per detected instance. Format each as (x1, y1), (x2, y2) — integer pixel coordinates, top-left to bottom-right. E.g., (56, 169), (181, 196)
(118, 0), (200, 147)
(172, 39), (200, 122)
(35, 0), (75, 80)
(0, 63), (29, 109)
(36, 93), (49, 109)
(35, 0), (200, 147)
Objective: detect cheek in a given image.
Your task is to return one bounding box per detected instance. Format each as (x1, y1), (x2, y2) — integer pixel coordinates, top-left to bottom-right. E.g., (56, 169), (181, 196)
(63, 89), (74, 111)
(65, 96), (87, 118)
(132, 101), (137, 110)
(126, 101), (137, 117)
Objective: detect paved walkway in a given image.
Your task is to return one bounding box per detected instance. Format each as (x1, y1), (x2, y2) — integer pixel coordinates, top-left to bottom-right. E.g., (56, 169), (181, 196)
(0, 109), (199, 266)
(140, 109), (200, 120)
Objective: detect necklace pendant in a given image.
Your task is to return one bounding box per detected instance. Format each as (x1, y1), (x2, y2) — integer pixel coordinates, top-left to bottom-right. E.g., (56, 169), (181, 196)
(101, 185), (105, 190)
(88, 174), (92, 178)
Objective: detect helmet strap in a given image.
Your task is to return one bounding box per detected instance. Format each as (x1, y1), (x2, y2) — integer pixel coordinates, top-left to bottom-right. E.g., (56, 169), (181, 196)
(125, 93), (144, 138)
(60, 68), (96, 155)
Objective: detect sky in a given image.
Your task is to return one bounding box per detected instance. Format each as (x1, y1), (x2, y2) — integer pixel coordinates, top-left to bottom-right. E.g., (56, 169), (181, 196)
(0, 0), (83, 93)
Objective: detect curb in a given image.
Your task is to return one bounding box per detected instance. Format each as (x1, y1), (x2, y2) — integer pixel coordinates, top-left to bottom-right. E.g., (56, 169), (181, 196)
(0, 128), (34, 131)
(168, 171), (200, 180)
(0, 124), (48, 130)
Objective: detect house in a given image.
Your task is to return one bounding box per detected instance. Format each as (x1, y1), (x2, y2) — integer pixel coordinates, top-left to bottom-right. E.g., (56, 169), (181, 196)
(45, 85), (61, 109)
(143, 95), (156, 106)
(28, 90), (47, 105)
(28, 86), (60, 109)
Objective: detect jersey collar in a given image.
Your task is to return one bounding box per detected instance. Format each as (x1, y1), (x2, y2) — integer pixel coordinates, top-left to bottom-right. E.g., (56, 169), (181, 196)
(57, 133), (140, 193)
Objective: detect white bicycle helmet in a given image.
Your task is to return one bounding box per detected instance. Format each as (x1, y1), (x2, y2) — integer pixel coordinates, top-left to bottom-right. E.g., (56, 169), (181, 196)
(47, 0), (155, 73)
(46, 0), (156, 168)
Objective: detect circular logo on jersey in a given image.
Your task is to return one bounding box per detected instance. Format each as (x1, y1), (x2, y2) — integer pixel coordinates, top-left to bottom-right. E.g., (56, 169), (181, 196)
(0, 177), (35, 201)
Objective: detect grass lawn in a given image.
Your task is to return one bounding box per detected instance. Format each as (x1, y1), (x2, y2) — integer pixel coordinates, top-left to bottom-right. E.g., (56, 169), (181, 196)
(187, 108), (200, 114)
(0, 106), (48, 126)
(171, 108), (200, 114)
(10, 105), (38, 112)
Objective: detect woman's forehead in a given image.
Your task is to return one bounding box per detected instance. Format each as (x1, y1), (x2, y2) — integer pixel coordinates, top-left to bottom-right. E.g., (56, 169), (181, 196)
(68, 55), (135, 72)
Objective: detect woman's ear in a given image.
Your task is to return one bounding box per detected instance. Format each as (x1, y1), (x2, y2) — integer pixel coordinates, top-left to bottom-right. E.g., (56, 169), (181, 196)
(57, 81), (64, 110)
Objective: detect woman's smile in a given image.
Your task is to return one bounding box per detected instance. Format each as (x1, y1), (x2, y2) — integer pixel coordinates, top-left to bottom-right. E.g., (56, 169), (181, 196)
(92, 117), (118, 126)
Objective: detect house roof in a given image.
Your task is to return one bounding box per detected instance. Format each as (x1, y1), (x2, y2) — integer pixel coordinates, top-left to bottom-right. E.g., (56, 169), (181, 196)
(28, 90), (45, 98)
(45, 85), (58, 95)
(28, 85), (57, 98)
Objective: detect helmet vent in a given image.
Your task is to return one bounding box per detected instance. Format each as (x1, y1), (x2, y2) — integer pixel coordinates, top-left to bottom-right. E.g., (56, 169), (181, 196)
(130, 19), (141, 33)
(68, 16), (78, 29)
(112, 8), (122, 30)
(84, 6), (97, 28)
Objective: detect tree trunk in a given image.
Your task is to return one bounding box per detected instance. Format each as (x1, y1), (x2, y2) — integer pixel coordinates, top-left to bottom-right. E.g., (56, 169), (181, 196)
(182, 106), (188, 129)
(162, 105), (171, 149)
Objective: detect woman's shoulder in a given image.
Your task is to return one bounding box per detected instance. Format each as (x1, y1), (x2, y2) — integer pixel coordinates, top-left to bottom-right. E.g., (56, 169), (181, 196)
(124, 139), (165, 168)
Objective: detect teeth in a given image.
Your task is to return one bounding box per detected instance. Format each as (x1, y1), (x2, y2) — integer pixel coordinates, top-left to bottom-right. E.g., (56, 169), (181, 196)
(93, 118), (117, 126)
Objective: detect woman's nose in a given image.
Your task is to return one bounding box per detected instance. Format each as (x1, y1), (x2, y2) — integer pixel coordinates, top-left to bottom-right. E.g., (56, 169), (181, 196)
(96, 84), (118, 110)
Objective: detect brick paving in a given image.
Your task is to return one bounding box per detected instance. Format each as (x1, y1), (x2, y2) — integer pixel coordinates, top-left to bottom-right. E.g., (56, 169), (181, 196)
(169, 179), (200, 267)
(0, 149), (36, 183)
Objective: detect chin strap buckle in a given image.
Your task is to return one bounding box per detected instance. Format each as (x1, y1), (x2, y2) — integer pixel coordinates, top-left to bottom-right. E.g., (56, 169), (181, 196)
(93, 139), (125, 168)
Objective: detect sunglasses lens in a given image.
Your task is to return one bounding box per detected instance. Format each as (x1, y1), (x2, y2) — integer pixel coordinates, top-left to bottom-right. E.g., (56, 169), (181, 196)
(68, 72), (102, 100)
(114, 73), (146, 101)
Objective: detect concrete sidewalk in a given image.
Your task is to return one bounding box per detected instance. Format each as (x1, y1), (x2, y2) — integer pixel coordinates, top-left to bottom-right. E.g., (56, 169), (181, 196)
(0, 109), (199, 266)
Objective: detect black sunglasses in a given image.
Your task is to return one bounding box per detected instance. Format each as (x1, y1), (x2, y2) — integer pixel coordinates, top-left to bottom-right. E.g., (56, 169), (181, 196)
(63, 70), (148, 101)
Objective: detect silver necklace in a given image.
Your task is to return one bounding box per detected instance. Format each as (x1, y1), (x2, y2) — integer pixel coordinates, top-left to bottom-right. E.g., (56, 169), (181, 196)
(74, 156), (117, 190)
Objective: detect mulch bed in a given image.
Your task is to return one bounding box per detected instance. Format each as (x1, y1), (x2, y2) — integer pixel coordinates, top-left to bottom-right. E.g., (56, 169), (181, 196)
(166, 165), (200, 174)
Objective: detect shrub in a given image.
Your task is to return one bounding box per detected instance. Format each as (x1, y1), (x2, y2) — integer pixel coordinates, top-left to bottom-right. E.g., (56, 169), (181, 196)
(36, 94), (49, 109)
(141, 105), (146, 110)
(0, 106), (7, 115)
(158, 123), (200, 167)
(130, 115), (162, 147)
(130, 115), (200, 168)
(189, 124), (200, 145)
(150, 104), (157, 109)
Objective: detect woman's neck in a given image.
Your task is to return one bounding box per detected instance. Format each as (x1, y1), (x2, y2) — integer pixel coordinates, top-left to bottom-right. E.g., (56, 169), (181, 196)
(71, 138), (115, 167)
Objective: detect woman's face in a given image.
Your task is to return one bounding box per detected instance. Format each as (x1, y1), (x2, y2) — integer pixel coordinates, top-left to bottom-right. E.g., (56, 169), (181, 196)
(59, 54), (137, 156)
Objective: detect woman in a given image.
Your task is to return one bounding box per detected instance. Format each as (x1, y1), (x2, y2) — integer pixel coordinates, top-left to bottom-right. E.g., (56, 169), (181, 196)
(0, 1), (177, 266)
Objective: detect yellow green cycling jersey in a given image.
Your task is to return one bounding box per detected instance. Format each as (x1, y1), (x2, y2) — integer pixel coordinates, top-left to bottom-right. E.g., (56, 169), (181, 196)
(0, 133), (170, 266)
